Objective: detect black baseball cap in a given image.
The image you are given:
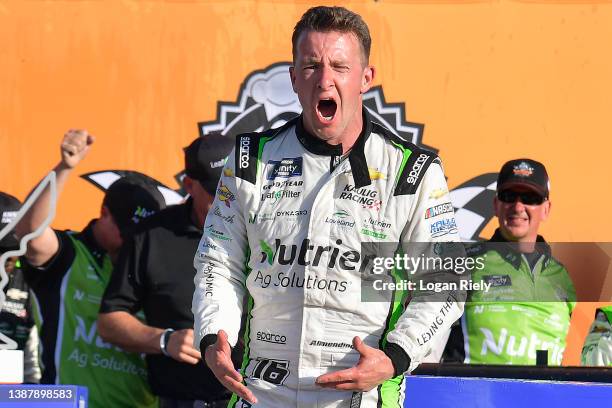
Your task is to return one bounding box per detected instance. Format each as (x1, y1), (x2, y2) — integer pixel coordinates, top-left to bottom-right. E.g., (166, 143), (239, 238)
(497, 158), (550, 198)
(0, 192), (21, 251)
(184, 133), (235, 195)
(102, 177), (166, 234)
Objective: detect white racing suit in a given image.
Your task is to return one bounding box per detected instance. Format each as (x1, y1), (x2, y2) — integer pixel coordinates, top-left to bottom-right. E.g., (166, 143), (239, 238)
(193, 110), (464, 407)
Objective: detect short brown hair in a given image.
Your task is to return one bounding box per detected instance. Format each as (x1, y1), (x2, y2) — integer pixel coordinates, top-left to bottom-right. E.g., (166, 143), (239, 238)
(292, 6), (372, 64)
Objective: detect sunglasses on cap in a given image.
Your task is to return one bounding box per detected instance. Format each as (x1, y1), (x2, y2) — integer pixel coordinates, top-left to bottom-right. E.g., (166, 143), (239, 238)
(497, 190), (546, 205)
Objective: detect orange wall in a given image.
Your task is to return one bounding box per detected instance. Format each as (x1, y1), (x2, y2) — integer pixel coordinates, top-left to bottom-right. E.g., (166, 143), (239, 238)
(1, 0), (611, 365)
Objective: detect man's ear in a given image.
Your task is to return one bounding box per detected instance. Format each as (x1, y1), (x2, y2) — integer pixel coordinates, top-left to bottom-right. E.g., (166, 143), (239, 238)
(289, 66), (297, 93)
(541, 199), (552, 221)
(361, 65), (375, 94)
(100, 204), (110, 219)
(183, 175), (195, 196)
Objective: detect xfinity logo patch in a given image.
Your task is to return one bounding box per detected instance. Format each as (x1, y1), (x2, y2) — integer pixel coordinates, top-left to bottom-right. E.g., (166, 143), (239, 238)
(267, 158), (303, 180)
(407, 153), (430, 185)
(239, 137), (250, 169)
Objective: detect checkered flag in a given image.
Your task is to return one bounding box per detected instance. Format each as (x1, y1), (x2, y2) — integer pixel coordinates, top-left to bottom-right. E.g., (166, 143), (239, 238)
(450, 173), (498, 241)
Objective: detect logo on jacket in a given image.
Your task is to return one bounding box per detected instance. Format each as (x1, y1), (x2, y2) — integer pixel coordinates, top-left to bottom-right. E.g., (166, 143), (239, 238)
(259, 238), (359, 271)
(424, 202), (454, 219)
(217, 181), (236, 208)
(239, 137), (251, 169)
(430, 218), (458, 238)
(266, 158), (303, 180)
(339, 185), (382, 211)
(407, 153), (430, 185)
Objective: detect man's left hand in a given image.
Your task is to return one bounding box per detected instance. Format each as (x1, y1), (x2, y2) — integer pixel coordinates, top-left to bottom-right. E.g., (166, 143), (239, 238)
(315, 336), (395, 392)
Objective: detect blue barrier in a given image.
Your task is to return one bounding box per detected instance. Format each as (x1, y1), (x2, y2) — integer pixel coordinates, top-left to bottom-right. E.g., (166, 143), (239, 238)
(405, 376), (612, 408)
(0, 385), (87, 407)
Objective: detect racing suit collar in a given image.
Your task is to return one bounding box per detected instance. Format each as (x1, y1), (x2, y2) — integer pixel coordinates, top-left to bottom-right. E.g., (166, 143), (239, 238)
(489, 228), (551, 270)
(295, 108), (373, 188)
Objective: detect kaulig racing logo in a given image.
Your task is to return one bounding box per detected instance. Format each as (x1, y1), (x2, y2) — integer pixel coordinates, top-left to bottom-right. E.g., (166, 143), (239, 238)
(78, 63), (495, 242)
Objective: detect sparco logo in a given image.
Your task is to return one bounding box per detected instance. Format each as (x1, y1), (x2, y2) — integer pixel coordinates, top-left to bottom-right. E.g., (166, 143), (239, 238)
(256, 331), (287, 345)
(407, 154), (430, 185)
(239, 137), (250, 169)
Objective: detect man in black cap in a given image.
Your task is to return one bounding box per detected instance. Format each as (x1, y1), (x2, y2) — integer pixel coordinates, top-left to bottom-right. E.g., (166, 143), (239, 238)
(443, 158), (575, 365)
(98, 133), (236, 408)
(16, 130), (164, 407)
(0, 192), (40, 383)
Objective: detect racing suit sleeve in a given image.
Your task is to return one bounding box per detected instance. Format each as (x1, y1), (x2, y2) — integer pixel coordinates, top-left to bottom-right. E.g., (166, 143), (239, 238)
(192, 148), (249, 351)
(581, 309), (612, 366)
(384, 160), (465, 375)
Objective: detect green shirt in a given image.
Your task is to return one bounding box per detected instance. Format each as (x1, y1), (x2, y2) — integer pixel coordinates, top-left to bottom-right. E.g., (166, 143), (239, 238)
(462, 231), (576, 365)
(25, 223), (157, 408)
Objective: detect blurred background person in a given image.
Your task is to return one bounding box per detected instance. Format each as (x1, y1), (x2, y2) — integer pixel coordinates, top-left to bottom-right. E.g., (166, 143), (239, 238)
(1, 191), (41, 383)
(15, 130), (164, 408)
(581, 306), (612, 366)
(99, 134), (236, 408)
(444, 159), (575, 365)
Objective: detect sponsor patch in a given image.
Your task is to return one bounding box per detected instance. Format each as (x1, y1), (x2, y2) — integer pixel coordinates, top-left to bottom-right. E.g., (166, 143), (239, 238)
(256, 331), (287, 345)
(482, 275), (512, 287)
(360, 228), (386, 239)
(513, 161), (534, 177)
(339, 184), (382, 211)
(425, 202), (454, 219)
(238, 136), (251, 169)
(406, 153), (430, 185)
(212, 206), (235, 224)
(309, 340), (354, 349)
(429, 188), (449, 200)
(325, 210), (356, 229)
(266, 157), (303, 180)
(429, 218), (458, 238)
(205, 225), (231, 241)
(368, 167), (386, 180)
(217, 181), (236, 208)
(261, 189), (301, 205)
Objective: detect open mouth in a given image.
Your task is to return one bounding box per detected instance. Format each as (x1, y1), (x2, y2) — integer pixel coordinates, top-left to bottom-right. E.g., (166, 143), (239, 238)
(317, 99), (337, 122)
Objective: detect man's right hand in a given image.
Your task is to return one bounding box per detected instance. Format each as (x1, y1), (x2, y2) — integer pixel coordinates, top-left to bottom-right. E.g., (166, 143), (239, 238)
(205, 330), (257, 405)
(166, 329), (202, 365)
(60, 129), (94, 168)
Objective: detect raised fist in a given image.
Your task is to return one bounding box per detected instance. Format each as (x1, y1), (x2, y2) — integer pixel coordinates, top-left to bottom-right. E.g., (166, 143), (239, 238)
(60, 129), (95, 168)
